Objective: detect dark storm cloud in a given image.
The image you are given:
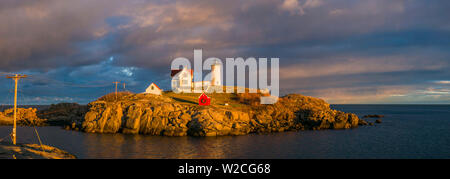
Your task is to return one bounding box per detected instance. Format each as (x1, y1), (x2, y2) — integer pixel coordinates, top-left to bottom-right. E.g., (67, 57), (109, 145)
(0, 0), (122, 71)
(0, 0), (449, 104)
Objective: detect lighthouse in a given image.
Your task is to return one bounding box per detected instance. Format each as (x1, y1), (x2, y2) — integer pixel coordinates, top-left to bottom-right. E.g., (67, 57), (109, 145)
(210, 60), (222, 86)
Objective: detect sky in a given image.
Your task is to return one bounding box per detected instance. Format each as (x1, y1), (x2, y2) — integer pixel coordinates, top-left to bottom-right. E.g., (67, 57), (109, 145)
(0, 0), (449, 105)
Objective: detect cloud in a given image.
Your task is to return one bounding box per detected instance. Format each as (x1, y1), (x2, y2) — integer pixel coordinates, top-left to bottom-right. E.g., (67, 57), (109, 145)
(303, 0), (323, 8)
(419, 88), (450, 95)
(329, 9), (345, 16)
(0, 0), (125, 71)
(279, 0), (323, 15)
(292, 85), (450, 104)
(296, 85), (413, 104)
(433, 80), (450, 84)
(280, 55), (446, 79)
(0, 0), (449, 104)
(280, 0), (305, 15)
(1, 0), (449, 72)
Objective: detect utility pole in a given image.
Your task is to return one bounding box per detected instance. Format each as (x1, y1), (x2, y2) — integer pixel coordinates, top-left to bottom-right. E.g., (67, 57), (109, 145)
(6, 74), (27, 145)
(113, 81), (120, 101)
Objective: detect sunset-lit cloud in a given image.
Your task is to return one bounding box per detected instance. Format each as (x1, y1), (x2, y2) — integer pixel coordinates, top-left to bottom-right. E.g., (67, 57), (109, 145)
(280, 56), (446, 79)
(433, 81), (450, 85)
(0, 0), (449, 104)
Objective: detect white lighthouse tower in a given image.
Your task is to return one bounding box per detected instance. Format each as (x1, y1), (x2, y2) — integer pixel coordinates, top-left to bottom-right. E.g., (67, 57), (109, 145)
(210, 60), (222, 86)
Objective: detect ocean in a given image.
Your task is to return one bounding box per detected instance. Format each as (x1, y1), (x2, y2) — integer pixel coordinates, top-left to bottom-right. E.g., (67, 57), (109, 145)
(0, 104), (449, 159)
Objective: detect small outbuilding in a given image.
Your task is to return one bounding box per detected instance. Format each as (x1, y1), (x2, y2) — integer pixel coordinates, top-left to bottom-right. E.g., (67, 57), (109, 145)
(145, 83), (162, 95)
(198, 93), (211, 106)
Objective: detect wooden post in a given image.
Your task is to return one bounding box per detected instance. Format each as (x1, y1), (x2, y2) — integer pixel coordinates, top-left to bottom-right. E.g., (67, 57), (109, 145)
(6, 74), (27, 145)
(113, 81), (120, 101)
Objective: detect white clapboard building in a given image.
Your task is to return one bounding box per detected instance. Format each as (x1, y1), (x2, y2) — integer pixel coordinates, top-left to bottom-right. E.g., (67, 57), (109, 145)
(171, 61), (222, 93)
(171, 68), (193, 93)
(144, 83), (163, 95)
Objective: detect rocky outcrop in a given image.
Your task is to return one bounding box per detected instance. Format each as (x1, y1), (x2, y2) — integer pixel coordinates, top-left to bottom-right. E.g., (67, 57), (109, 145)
(79, 93), (365, 136)
(363, 114), (385, 118)
(0, 142), (76, 159)
(0, 108), (46, 126)
(37, 103), (88, 126)
(0, 103), (88, 127)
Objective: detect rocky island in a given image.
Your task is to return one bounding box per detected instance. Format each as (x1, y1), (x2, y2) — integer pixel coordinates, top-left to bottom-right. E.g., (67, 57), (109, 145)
(76, 92), (365, 136)
(0, 92), (368, 137)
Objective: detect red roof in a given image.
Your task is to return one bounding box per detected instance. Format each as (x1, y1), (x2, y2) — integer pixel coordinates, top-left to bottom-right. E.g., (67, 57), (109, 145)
(171, 69), (193, 77)
(151, 83), (161, 90)
(199, 93), (209, 98)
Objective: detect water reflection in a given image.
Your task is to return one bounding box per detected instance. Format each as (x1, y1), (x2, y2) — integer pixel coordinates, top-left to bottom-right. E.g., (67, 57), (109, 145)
(80, 133), (237, 158)
(79, 133), (174, 158)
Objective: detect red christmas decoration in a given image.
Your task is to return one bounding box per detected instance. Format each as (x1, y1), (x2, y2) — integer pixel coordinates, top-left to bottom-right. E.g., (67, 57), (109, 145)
(198, 93), (211, 106)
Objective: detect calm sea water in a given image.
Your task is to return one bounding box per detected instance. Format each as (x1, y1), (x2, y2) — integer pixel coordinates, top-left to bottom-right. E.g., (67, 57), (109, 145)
(0, 105), (449, 159)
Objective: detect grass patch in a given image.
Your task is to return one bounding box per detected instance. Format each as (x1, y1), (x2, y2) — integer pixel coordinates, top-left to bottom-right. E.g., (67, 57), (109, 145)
(95, 86), (268, 111)
(163, 88), (266, 110)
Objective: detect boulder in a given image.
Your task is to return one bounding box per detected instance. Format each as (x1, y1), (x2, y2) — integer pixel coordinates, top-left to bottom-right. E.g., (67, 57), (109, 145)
(358, 119), (369, 126)
(363, 114), (385, 118)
